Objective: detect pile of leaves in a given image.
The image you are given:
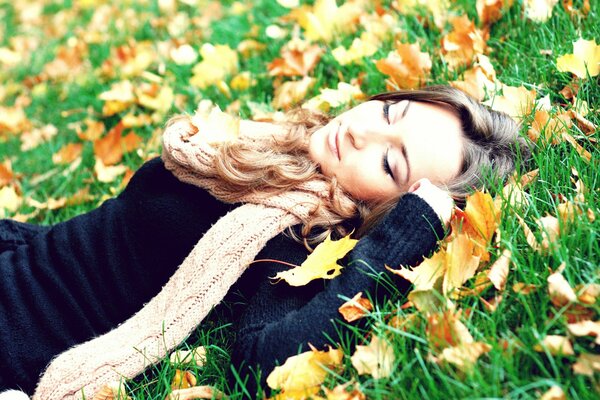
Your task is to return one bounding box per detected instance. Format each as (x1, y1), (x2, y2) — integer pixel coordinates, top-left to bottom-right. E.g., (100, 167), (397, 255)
(0, 0), (598, 399)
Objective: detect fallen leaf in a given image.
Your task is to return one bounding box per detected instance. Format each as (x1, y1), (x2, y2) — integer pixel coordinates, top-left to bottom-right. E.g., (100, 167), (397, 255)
(388, 250), (446, 292)
(136, 83), (174, 114)
(267, 346), (343, 392)
(534, 335), (574, 356)
(76, 119), (105, 141)
(170, 44), (198, 65)
(99, 80), (136, 116)
(463, 190), (501, 246)
(375, 42), (432, 89)
(165, 386), (223, 400)
(512, 282), (538, 294)
(441, 15), (488, 70)
(190, 43), (238, 89)
(339, 292), (373, 322)
(322, 382), (366, 400)
(539, 385), (566, 400)
(0, 161), (14, 187)
(268, 39), (323, 77)
(484, 85), (536, 122)
(391, 0), (450, 29)
(52, 143), (83, 165)
(408, 289), (454, 313)
(350, 335), (395, 379)
(548, 268), (577, 307)
(524, 0), (559, 22)
(572, 353), (600, 376)
(427, 310), (473, 352)
(437, 342), (491, 372)
(487, 249), (511, 291)
(170, 370), (196, 390)
(567, 320), (600, 344)
(273, 233), (358, 286)
(94, 159), (127, 183)
(0, 186), (21, 217)
(450, 55), (497, 101)
(272, 76), (316, 110)
(527, 109), (572, 144)
(189, 100), (240, 145)
(0, 105), (31, 135)
(332, 36), (378, 66)
(557, 38), (600, 78)
(169, 347), (207, 367)
(92, 380), (130, 400)
(476, 0), (513, 26)
(292, 0), (364, 42)
(94, 122), (125, 165)
(302, 82), (364, 113)
(576, 283), (600, 305)
(20, 124), (58, 151)
(444, 233), (481, 295)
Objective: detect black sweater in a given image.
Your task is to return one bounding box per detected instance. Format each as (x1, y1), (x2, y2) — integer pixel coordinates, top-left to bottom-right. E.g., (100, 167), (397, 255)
(0, 158), (444, 395)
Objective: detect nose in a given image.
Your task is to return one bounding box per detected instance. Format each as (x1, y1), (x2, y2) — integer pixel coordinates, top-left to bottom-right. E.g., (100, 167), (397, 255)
(346, 121), (397, 149)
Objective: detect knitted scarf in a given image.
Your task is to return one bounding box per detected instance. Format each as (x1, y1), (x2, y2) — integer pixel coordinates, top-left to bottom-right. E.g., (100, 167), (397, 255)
(33, 117), (329, 400)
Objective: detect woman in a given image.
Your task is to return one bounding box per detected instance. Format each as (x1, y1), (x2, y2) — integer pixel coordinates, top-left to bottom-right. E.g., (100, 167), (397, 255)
(0, 86), (528, 399)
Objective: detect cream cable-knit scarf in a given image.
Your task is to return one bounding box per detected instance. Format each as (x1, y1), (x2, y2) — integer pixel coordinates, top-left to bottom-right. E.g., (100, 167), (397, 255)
(33, 118), (329, 400)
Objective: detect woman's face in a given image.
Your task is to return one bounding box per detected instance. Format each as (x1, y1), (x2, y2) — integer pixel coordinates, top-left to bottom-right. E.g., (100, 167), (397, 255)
(308, 99), (464, 202)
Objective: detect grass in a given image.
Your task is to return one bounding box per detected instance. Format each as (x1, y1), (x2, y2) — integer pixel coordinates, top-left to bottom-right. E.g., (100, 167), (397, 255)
(0, 0), (598, 399)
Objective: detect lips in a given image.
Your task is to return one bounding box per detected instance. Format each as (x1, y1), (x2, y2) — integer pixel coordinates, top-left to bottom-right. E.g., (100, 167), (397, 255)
(327, 123), (340, 160)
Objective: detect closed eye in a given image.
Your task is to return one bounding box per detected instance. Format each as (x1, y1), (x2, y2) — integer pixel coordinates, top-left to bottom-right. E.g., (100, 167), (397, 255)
(383, 103), (391, 124)
(382, 148), (394, 179)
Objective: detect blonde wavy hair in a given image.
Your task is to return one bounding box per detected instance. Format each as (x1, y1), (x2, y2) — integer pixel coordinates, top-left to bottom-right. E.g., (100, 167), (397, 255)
(175, 86), (529, 243)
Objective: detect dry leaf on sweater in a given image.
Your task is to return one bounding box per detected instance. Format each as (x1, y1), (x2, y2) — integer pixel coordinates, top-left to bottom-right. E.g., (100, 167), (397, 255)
(273, 233), (358, 286)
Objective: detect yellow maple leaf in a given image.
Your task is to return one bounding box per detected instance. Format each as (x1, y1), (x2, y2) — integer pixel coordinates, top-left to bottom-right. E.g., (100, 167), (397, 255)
(272, 76), (316, 110)
(190, 43), (238, 89)
(332, 36), (378, 66)
(293, 0), (364, 42)
(387, 250), (446, 292)
(483, 84), (536, 122)
(557, 38), (600, 78)
(350, 335), (395, 379)
(302, 82), (364, 113)
(443, 233), (481, 295)
(273, 233), (358, 286)
(266, 346), (343, 393)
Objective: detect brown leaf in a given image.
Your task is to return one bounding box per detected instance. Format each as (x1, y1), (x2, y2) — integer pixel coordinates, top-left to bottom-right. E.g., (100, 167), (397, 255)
(567, 320), (600, 345)
(486, 249), (511, 291)
(165, 386), (223, 400)
(539, 386), (566, 400)
(548, 268), (577, 307)
(0, 160), (14, 187)
(427, 310), (473, 352)
(476, 0), (513, 26)
(52, 143), (83, 165)
(436, 342), (492, 372)
(171, 370), (196, 391)
(338, 292), (373, 322)
(441, 15), (488, 70)
(93, 122), (125, 166)
(272, 77), (315, 110)
(375, 42), (432, 89)
(92, 380), (130, 400)
(512, 282), (538, 295)
(534, 335), (574, 356)
(572, 353), (600, 376)
(268, 39), (323, 77)
(527, 109), (572, 144)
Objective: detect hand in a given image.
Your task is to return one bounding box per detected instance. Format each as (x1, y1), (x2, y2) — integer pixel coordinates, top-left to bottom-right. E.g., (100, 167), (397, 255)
(408, 178), (454, 226)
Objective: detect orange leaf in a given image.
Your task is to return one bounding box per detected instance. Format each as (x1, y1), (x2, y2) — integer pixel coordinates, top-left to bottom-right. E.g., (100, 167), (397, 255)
(170, 370), (196, 391)
(268, 40), (323, 77)
(338, 292), (373, 322)
(427, 310), (473, 352)
(487, 249), (511, 291)
(441, 15), (488, 71)
(375, 42), (432, 89)
(272, 77), (316, 110)
(52, 143), (83, 165)
(94, 122), (125, 165)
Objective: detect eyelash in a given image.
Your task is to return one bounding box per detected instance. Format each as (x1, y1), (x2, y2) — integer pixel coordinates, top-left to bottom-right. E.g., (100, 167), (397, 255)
(382, 148), (393, 178)
(383, 103), (391, 124)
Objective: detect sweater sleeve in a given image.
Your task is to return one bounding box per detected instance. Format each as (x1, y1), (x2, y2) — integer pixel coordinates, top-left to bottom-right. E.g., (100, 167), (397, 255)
(229, 193), (445, 396)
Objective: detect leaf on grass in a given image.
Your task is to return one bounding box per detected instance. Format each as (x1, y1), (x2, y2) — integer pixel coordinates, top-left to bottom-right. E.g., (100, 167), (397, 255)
(93, 122), (126, 166)
(567, 320), (600, 345)
(170, 370), (196, 390)
(77, 119), (105, 141)
(273, 233), (357, 286)
(0, 105), (31, 135)
(338, 292), (373, 322)
(170, 44), (198, 65)
(534, 335), (574, 356)
(527, 109), (572, 144)
(350, 335), (395, 379)
(524, 0), (559, 22)
(52, 143), (83, 165)
(484, 85), (536, 122)
(169, 347), (207, 367)
(375, 42), (432, 89)
(450, 55), (497, 101)
(332, 36), (378, 66)
(98, 80), (136, 117)
(556, 38), (600, 78)
(94, 159), (127, 183)
(444, 233), (481, 295)
(512, 282), (538, 294)
(268, 39), (323, 77)
(547, 268), (577, 307)
(388, 250), (446, 292)
(576, 283), (600, 305)
(440, 15), (488, 71)
(427, 310), (473, 352)
(487, 249), (511, 291)
(573, 353), (600, 376)
(190, 43), (238, 89)
(136, 83), (174, 114)
(20, 124), (58, 151)
(539, 385), (566, 400)
(322, 382), (366, 400)
(516, 215), (560, 254)
(391, 0), (450, 29)
(408, 288), (453, 313)
(0, 186), (21, 216)
(476, 0), (513, 26)
(303, 82), (365, 113)
(292, 0), (363, 42)
(165, 386), (223, 400)
(92, 380), (130, 400)
(272, 76), (316, 111)
(436, 342), (491, 372)
(266, 346), (343, 393)
(0, 161), (14, 187)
